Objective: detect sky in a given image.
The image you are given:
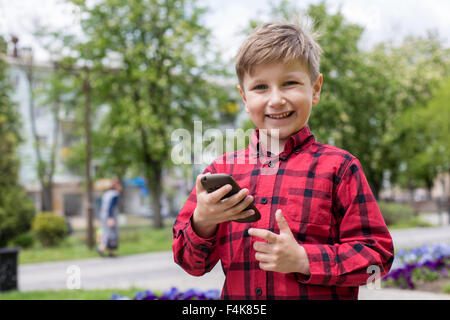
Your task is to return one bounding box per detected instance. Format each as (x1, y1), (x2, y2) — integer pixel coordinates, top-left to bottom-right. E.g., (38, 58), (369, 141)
(1, 0), (449, 62)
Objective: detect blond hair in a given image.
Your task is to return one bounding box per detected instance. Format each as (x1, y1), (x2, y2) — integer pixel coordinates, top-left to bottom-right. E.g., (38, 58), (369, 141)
(235, 20), (322, 88)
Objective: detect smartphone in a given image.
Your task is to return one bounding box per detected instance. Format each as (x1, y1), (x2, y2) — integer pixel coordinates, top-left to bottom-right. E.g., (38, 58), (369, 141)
(201, 173), (261, 223)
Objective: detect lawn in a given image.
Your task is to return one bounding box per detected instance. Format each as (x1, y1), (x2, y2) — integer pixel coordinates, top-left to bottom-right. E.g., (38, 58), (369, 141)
(18, 222), (173, 265)
(0, 287), (147, 300)
(387, 216), (433, 230)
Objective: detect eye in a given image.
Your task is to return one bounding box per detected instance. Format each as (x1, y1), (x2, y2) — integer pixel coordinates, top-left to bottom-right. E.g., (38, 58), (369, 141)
(284, 81), (299, 86)
(252, 84), (267, 90)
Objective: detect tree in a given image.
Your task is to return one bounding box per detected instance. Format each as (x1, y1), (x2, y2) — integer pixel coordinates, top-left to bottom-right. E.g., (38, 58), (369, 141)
(376, 35), (450, 196)
(0, 37), (36, 247)
(25, 57), (66, 212)
(56, 0), (230, 228)
(391, 78), (450, 195)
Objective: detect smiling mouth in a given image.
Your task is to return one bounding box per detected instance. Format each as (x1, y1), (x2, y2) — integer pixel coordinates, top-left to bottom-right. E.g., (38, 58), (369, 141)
(266, 111), (294, 119)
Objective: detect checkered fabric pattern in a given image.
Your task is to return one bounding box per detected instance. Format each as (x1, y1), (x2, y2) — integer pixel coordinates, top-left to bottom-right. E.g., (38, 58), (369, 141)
(173, 126), (394, 300)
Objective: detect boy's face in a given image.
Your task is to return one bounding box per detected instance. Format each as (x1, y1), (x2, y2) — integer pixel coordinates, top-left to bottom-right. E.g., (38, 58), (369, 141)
(238, 60), (323, 149)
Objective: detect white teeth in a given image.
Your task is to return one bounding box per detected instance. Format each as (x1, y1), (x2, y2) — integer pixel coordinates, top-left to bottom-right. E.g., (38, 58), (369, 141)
(267, 112), (292, 119)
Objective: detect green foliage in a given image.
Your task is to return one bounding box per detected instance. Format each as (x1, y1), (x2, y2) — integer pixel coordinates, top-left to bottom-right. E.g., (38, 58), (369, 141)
(0, 35), (36, 247)
(9, 232), (35, 249)
(0, 45), (21, 186)
(389, 77), (450, 190)
(61, 0), (230, 172)
(378, 201), (415, 226)
(31, 212), (68, 247)
(412, 267), (440, 283)
(0, 188), (36, 248)
(0, 287), (149, 300)
(39, 0), (232, 228)
(443, 282), (450, 294)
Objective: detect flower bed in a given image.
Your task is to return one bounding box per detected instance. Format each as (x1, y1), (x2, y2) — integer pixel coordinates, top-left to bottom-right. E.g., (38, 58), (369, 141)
(111, 244), (450, 299)
(382, 243), (450, 291)
(111, 287), (221, 300)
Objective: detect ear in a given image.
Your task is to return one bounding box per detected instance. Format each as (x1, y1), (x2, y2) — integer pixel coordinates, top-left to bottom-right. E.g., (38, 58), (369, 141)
(312, 74), (323, 105)
(237, 85), (249, 113)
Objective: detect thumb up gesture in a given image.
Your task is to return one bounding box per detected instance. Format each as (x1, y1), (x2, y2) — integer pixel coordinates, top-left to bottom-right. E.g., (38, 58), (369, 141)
(248, 209), (310, 275)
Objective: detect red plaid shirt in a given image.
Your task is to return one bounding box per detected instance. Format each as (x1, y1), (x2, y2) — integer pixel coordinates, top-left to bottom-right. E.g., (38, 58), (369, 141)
(173, 126), (394, 300)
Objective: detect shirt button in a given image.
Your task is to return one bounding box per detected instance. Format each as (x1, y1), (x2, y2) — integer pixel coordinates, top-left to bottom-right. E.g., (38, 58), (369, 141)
(268, 161), (274, 168)
(255, 288), (263, 296)
(261, 198), (268, 204)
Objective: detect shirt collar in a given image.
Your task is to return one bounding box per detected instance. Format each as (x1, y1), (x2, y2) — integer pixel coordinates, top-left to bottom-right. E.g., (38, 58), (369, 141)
(248, 125), (315, 160)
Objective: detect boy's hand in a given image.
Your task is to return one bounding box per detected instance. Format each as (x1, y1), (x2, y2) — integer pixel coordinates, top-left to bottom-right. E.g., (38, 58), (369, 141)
(248, 209), (310, 275)
(192, 173), (256, 238)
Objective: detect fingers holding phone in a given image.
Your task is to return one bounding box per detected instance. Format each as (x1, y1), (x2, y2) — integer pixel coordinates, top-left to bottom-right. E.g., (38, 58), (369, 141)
(192, 173), (257, 238)
(196, 173), (232, 207)
(220, 188), (255, 221)
(200, 174), (260, 223)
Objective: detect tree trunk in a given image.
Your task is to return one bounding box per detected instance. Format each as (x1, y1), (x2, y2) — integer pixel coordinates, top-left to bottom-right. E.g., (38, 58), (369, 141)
(367, 171), (382, 201)
(147, 166), (163, 229)
(167, 193), (176, 218)
(425, 176), (434, 201)
(41, 183), (53, 212)
(83, 67), (95, 249)
(371, 181), (380, 201)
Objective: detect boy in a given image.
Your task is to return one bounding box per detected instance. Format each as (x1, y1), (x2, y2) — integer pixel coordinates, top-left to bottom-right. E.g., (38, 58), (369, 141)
(173, 21), (394, 300)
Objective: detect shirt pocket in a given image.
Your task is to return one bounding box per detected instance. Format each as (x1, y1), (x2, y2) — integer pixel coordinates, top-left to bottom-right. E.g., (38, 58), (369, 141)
(286, 187), (333, 226)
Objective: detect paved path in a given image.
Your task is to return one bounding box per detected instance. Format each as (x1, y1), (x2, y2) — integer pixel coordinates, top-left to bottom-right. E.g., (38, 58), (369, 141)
(390, 225), (450, 249)
(16, 226), (450, 300)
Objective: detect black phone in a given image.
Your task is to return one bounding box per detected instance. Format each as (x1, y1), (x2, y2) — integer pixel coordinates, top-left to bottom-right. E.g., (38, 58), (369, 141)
(201, 173), (261, 223)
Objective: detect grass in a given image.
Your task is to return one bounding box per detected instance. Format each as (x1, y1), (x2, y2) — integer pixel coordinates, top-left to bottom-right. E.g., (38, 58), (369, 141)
(18, 222), (173, 265)
(0, 287), (148, 300)
(443, 282), (450, 295)
(387, 217), (433, 230)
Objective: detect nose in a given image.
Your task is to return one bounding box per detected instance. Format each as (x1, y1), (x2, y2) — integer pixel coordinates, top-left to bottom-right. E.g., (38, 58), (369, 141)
(268, 88), (286, 108)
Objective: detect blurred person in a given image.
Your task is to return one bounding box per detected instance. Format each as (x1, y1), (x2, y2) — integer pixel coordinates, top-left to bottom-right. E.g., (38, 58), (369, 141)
(97, 179), (122, 257)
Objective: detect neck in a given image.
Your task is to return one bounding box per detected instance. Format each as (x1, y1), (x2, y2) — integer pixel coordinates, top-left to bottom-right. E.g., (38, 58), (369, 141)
(258, 129), (288, 156)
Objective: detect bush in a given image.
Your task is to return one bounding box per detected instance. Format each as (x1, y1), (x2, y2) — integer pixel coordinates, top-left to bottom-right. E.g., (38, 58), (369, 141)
(378, 201), (415, 226)
(32, 212), (68, 247)
(0, 187), (36, 247)
(9, 231), (35, 249)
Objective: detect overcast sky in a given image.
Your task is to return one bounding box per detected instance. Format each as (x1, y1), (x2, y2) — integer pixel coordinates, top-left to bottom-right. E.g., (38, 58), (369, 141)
(1, 0), (449, 62)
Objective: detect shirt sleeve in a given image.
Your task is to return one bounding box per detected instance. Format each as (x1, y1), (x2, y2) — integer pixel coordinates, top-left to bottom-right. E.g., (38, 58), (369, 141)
(172, 164), (220, 276)
(295, 158), (394, 287)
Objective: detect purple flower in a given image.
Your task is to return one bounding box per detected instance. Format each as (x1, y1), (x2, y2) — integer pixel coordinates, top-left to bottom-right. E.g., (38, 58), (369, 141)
(111, 287), (221, 300)
(161, 287), (180, 300)
(382, 243), (450, 290)
(134, 291), (144, 300)
(204, 289), (221, 300)
(142, 290), (157, 300)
